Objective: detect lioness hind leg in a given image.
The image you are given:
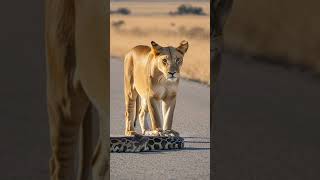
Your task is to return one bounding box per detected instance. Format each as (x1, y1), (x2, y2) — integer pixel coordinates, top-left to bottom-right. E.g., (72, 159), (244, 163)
(47, 85), (91, 180)
(124, 53), (138, 136)
(77, 103), (93, 180)
(139, 97), (150, 134)
(74, 0), (109, 178)
(124, 90), (138, 136)
(45, 0), (91, 178)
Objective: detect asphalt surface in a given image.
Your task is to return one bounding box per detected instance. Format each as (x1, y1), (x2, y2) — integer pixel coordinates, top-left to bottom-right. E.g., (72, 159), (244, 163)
(214, 53), (320, 180)
(110, 59), (210, 180)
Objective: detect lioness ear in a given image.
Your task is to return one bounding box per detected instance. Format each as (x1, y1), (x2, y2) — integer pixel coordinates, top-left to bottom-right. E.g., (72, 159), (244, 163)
(151, 41), (162, 55)
(176, 40), (189, 54)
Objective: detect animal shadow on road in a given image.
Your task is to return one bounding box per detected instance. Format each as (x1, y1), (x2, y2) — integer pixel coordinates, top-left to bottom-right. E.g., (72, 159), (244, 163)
(183, 136), (210, 144)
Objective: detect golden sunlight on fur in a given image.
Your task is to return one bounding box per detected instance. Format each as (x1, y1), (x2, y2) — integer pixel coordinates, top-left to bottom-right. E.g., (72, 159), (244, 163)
(123, 41), (188, 137)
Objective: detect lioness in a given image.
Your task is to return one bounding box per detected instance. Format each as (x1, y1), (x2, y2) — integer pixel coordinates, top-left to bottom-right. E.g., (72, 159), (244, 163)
(124, 41), (189, 136)
(45, 0), (109, 179)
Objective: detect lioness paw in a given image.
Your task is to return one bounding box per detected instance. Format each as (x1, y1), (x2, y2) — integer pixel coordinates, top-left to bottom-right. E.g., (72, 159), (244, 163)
(125, 130), (139, 136)
(143, 129), (163, 136)
(163, 129), (180, 137)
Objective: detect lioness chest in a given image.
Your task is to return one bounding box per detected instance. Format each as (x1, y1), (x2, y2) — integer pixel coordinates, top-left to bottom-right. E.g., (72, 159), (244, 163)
(133, 59), (178, 100)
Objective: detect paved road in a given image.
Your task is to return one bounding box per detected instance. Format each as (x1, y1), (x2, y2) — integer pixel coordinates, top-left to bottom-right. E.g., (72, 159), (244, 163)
(110, 59), (210, 180)
(214, 53), (320, 180)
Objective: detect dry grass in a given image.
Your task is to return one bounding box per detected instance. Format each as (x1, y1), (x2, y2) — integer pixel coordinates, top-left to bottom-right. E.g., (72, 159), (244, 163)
(110, 0), (210, 83)
(225, 0), (320, 72)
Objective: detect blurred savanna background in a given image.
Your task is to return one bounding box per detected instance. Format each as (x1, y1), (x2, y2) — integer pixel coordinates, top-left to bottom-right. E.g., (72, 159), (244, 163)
(110, 0), (210, 83)
(111, 0), (320, 81)
(214, 1), (320, 179)
(224, 0), (320, 73)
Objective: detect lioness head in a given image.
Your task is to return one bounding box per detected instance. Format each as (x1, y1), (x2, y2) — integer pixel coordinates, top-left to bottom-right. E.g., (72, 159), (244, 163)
(151, 40), (189, 82)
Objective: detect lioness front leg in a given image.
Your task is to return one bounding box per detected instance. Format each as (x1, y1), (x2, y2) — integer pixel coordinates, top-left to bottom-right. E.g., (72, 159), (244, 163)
(145, 98), (163, 136)
(162, 97), (179, 136)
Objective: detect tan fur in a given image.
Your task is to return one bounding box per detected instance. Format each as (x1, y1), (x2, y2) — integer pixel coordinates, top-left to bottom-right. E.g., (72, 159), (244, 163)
(124, 41), (189, 136)
(45, 0), (109, 179)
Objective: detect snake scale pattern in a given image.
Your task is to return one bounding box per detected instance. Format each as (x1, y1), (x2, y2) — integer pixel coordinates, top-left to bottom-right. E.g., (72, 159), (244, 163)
(110, 135), (184, 153)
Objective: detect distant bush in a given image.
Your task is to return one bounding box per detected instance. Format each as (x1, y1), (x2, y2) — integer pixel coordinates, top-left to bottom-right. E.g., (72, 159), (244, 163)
(111, 8), (131, 15)
(111, 20), (125, 30)
(170, 4), (206, 16)
(178, 26), (209, 39)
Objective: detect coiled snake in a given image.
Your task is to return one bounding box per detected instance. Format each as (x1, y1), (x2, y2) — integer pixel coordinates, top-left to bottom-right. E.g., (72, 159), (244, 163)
(110, 134), (184, 153)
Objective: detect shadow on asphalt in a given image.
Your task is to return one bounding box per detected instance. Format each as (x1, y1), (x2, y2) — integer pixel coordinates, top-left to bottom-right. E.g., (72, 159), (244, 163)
(182, 136), (210, 139)
(184, 141), (210, 144)
(135, 147), (210, 154)
(183, 147), (211, 151)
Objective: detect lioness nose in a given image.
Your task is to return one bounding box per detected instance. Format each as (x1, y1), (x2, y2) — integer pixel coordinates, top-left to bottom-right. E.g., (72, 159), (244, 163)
(168, 72), (176, 76)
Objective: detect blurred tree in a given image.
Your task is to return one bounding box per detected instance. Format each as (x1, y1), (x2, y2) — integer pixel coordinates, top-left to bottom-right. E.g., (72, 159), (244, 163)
(211, 0), (234, 178)
(211, 0), (234, 87)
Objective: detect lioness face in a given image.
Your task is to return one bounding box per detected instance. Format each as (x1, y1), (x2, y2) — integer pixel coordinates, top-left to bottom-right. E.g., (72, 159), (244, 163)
(151, 40), (189, 82)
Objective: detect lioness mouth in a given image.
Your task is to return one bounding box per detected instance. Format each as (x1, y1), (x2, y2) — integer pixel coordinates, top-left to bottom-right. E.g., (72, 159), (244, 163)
(167, 76), (177, 81)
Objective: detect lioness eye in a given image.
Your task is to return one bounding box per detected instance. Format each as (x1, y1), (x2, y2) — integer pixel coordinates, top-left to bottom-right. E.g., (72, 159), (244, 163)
(162, 59), (167, 64)
(176, 58), (181, 63)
